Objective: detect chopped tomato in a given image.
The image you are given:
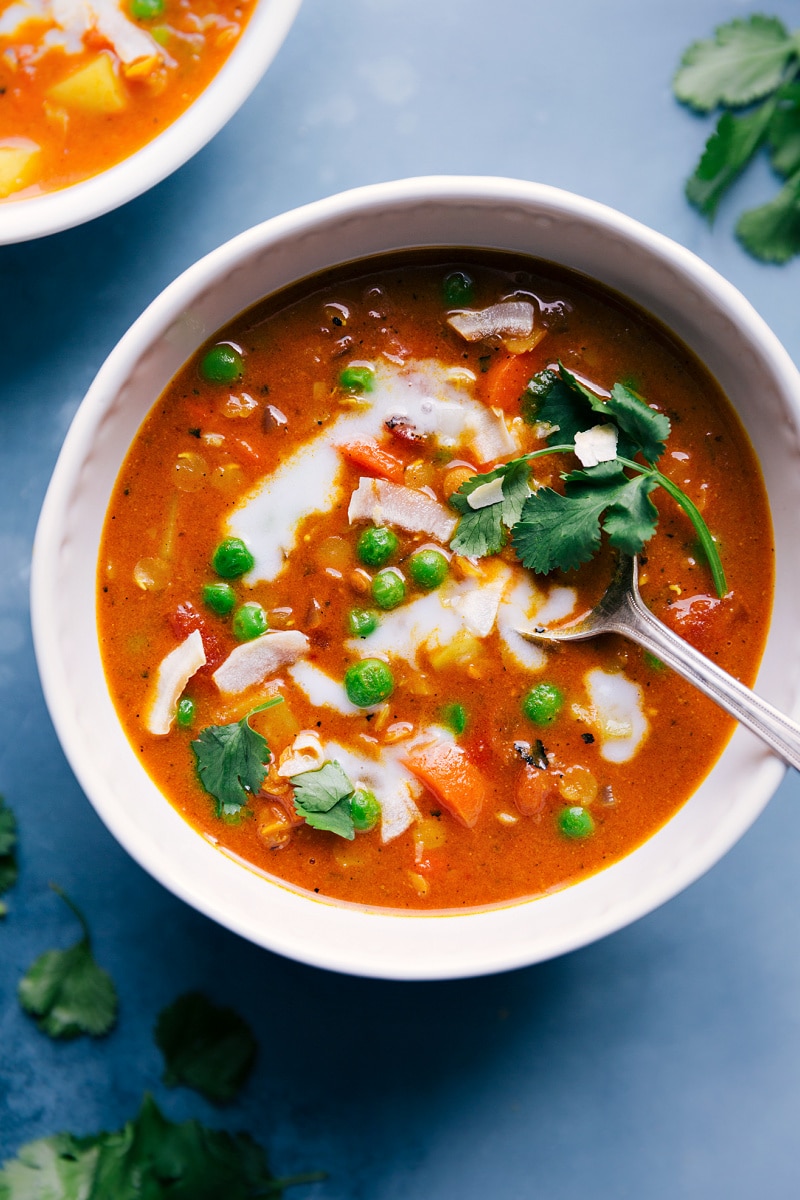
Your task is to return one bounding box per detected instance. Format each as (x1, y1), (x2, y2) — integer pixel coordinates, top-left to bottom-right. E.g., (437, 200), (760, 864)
(168, 603), (227, 673)
(402, 739), (486, 828)
(337, 440), (407, 483)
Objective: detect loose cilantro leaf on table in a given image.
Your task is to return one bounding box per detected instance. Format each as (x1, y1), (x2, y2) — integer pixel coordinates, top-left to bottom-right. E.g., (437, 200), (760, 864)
(0, 795), (18, 915)
(155, 991), (257, 1104)
(0, 1094), (325, 1200)
(18, 885), (117, 1039)
(193, 699), (282, 817)
(448, 365), (727, 597)
(674, 14), (800, 261)
(292, 760), (356, 840)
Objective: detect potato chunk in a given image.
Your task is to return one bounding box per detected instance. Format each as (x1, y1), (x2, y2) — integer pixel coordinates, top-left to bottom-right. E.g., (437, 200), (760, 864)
(0, 139), (41, 198)
(47, 54), (127, 115)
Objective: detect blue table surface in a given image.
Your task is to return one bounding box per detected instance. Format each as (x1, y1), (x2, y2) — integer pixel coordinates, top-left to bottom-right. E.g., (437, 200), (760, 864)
(3, 0), (800, 1195)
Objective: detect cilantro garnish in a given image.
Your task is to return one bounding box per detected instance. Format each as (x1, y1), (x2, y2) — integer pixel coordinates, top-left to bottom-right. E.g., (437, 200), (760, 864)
(155, 991), (257, 1104)
(674, 15), (800, 261)
(192, 698), (282, 818)
(0, 795), (18, 917)
(291, 760), (357, 840)
(18, 885), (118, 1039)
(0, 1093), (325, 1199)
(449, 366), (727, 597)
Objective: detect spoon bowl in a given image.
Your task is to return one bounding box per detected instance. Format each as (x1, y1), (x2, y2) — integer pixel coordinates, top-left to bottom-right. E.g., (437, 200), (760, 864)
(520, 555), (800, 771)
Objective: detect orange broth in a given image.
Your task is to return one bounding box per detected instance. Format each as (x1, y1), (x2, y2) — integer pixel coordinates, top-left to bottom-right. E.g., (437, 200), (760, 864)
(0, 0), (254, 199)
(97, 252), (773, 911)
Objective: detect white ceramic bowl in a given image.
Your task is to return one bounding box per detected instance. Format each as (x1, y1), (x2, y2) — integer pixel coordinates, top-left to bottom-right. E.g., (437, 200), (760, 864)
(31, 177), (800, 979)
(0, 0), (302, 245)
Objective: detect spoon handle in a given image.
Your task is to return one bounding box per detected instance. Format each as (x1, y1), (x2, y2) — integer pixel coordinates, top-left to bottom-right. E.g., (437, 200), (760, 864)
(611, 590), (800, 772)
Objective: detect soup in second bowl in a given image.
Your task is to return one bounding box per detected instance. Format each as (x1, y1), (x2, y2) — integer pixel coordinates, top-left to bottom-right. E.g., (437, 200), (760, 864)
(0, 0), (255, 199)
(96, 251), (773, 911)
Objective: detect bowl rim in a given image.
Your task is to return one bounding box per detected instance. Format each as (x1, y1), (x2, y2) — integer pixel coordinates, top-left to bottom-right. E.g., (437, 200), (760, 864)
(31, 175), (800, 979)
(0, 0), (302, 245)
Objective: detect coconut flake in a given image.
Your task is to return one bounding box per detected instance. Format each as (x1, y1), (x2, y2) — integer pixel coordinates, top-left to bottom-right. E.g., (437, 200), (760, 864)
(468, 406), (518, 463)
(448, 301), (535, 342)
(213, 630), (309, 696)
(573, 423), (618, 468)
(144, 629), (206, 736)
(348, 477), (457, 542)
(466, 477), (504, 510)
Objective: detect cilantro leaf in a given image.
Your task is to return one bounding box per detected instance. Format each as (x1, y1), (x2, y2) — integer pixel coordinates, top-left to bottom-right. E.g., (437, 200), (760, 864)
(155, 992), (257, 1104)
(449, 457), (532, 556)
(449, 491), (504, 557)
(768, 83), (800, 176)
(605, 383), (670, 464)
(0, 1094), (323, 1200)
(686, 99), (775, 218)
(18, 887), (117, 1039)
(0, 1131), (101, 1199)
(193, 712), (271, 817)
(673, 15), (795, 113)
(535, 367), (605, 446)
(736, 167), (800, 262)
(511, 463), (659, 574)
(0, 795), (18, 907)
(291, 760), (356, 839)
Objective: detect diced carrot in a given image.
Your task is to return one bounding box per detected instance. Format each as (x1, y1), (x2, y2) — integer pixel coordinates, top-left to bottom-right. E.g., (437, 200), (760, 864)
(481, 347), (546, 412)
(337, 440), (406, 483)
(402, 740), (486, 828)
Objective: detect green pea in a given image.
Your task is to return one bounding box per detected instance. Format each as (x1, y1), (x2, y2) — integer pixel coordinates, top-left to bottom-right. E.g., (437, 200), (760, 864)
(371, 568), (406, 610)
(348, 608), (379, 638)
(350, 788), (381, 832)
(176, 697), (196, 728)
(442, 702), (467, 735)
(232, 602), (268, 642)
(644, 651), (665, 671)
(212, 536), (254, 579)
(344, 658), (394, 707)
(443, 270), (474, 307)
(130, 0), (164, 17)
(357, 526), (398, 567)
(200, 343), (244, 384)
(521, 682), (564, 725)
(558, 806), (595, 839)
(339, 364), (374, 393)
(408, 548), (448, 590)
(202, 581), (236, 616)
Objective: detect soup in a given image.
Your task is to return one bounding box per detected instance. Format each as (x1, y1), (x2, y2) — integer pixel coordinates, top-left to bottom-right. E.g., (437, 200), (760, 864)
(0, 0), (254, 198)
(97, 252), (773, 911)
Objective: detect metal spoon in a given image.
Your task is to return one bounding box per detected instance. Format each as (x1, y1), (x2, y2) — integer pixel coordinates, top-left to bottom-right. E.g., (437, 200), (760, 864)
(519, 554), (800, 771)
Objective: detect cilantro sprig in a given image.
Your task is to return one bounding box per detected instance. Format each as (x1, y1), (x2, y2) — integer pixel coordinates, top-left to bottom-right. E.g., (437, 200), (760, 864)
(0, 1093), (325, 1200)
(18, 885), (118, 1040)
(674, 14), (800, 261)
(449, 366), (727, 597)
(192, 698), (283, 817)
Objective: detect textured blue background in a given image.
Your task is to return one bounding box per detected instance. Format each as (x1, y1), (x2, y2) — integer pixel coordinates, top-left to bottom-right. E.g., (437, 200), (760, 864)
(3, 0), (800, 1195)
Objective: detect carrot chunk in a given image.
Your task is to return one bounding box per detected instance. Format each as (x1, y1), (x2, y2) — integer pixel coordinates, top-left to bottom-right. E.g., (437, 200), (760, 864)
(403, 740), (486, 828)
(338, 440), (406, 483)
(481, 348), (545, 412)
